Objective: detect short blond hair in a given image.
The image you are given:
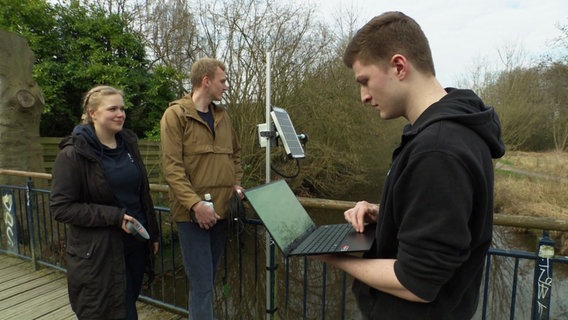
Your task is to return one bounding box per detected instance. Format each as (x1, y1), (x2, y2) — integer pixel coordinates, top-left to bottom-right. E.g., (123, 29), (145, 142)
(190, 58), (226, 88)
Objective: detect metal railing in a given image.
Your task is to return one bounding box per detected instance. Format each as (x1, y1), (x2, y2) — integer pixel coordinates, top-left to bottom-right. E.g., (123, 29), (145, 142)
(1, 170), (567, 319)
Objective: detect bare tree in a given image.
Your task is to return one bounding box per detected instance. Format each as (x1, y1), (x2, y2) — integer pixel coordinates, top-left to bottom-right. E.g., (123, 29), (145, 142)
(547, 23), (568, 152)
(543, 63), (568, 152)
(62, 0), (405, 195)
(484, 67), (545, 150)
(473, 45), (544, 151)
(181, 0), (338, 185)
(129, 0), (200, 95)
(464, 34), (568, 152)
(192, 0), (335, 104)
(92, 0), (128, 15)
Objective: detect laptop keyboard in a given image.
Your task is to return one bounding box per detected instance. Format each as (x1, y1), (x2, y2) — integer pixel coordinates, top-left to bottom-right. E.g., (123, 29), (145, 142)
(301, 224), (351, 254)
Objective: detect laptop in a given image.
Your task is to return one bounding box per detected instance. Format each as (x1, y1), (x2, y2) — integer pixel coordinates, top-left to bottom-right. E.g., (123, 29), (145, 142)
(244, 179), (375, 257)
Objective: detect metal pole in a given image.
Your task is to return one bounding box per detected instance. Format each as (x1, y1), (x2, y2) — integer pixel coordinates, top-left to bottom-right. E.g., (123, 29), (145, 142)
(265, 51), (276, 319)
(26, 177), (37, 270)
(265, 56), (271, 184)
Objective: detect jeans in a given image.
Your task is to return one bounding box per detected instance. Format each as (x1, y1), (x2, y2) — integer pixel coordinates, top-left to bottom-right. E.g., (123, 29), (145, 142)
(124, 237), (147, 320)
(177, 220), (228, 320)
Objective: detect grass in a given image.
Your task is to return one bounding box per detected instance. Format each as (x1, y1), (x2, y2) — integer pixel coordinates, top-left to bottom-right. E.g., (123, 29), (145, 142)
(494, 150), (568, 254)
(499, 151), (568, 179)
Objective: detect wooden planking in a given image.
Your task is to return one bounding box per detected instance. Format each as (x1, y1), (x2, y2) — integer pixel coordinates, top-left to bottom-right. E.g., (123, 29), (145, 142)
(35, 305), (78, 320)
(0, 275), (68, 313)
(0, 264), (56, 284)
(2, 286), (70, 319)
(0, 270), (63, 301)
(135, 303), (185, 320)
(0, 254), (184, 320)
(0, 255), (73, 320)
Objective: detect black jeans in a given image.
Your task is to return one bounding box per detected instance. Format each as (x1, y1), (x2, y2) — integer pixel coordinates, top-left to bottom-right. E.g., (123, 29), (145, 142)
(124, 237), (147, 320)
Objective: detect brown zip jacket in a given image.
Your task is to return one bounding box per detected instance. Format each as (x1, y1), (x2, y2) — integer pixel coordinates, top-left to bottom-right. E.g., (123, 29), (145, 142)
(160, 96), (243, 221)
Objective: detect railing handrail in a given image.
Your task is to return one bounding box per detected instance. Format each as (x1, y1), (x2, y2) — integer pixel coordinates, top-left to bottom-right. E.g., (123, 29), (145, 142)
(2, 168), (568, 232)
(0, 169), (52, 180)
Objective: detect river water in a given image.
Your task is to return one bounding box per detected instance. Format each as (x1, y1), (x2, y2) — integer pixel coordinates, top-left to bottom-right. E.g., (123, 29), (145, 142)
(479, 226), (568, 319)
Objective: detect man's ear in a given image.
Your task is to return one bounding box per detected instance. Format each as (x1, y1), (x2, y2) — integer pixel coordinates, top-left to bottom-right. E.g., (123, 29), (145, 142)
(201, 75), (210, 88)
(391, 54), (408, 79)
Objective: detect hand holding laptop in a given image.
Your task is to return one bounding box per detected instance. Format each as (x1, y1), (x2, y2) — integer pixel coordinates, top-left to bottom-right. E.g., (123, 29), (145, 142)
(344, 201), (379, 233)
(244, 180), (375, 257)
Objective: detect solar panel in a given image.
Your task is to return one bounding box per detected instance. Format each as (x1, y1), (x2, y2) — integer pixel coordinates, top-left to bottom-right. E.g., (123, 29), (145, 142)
(270, 107), (305, 159)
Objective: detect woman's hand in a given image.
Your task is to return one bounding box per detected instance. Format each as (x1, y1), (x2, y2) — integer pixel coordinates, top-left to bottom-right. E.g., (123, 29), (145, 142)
(121, 213), (134, 233)
(152, 242), (159, 254)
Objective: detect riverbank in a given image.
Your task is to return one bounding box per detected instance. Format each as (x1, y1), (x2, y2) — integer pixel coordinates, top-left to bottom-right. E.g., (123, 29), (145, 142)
(494, 150), (568, 254)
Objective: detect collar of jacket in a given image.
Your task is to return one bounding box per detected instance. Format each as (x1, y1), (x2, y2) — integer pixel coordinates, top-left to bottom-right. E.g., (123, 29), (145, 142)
(172, 96), (227, 125)
(59, 128), (139, 162)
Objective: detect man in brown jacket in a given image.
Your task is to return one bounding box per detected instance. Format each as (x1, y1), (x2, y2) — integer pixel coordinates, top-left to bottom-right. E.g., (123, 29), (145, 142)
(160, 57), (244, 319)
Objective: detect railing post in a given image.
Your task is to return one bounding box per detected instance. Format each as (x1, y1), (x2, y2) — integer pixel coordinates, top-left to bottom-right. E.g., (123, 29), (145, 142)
(25, 177), (38, 270)
(531, 231), (554, 320)
(266, 237), (277, 318)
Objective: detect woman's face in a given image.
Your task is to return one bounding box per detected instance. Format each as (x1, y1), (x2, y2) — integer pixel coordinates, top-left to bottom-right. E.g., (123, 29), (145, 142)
(90, 94), (125, 135)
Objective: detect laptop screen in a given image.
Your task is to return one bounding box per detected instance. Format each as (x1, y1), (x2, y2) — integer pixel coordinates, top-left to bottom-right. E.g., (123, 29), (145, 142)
(245, 180), (315, 254)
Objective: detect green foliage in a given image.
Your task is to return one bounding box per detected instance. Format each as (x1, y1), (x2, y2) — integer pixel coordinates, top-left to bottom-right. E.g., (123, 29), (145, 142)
(0, 0), (57, 48)
(0, 0), (177, 137)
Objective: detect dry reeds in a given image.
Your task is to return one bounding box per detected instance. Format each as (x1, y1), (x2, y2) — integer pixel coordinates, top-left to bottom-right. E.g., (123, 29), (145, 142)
(495, 151), (568, 254)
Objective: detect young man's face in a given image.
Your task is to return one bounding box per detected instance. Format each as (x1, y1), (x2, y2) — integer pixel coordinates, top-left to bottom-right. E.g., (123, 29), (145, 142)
(352, 60), (405, 120)
(206, 67), (229, 101)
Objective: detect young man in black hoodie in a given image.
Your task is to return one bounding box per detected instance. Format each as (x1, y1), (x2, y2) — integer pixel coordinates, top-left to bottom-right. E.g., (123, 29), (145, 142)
(314, 12), (505, 319)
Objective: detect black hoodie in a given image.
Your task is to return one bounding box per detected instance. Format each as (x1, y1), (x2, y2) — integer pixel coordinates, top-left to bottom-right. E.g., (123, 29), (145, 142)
(72, 125), (145, 226)
(354, 88), (505, 319)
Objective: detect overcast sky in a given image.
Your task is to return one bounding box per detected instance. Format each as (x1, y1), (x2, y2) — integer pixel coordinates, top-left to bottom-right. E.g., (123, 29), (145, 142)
(302, 0), (568, 87)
